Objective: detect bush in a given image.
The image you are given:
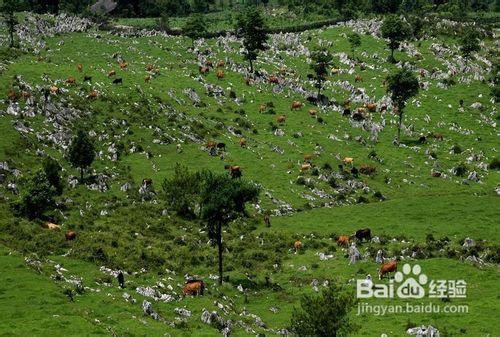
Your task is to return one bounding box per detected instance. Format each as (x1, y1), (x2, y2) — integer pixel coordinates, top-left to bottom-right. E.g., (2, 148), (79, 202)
(455, 162), (468, 177)
(359, 164), (376, 176)
(290, 284), (358, 336)
(13, 170), (57, 220)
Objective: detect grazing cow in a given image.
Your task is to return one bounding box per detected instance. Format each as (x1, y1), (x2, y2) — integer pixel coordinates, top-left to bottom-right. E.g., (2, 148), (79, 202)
(225, 165), (241, 179)
(83, 75), (92, 82)
(294, 240), (302, 252)
(108, 70), (116, 77)
(67, 76), (76, 84)
(355, 75), (363, 82)
(199, 66), (209, 75)
(343, 157), (354, 165)
(418, 135), (427, 144)
(434, 133), (444, 141)
(308, 109), (317, 116)
(264, 214), (270, 227)
(380, 105), (388, 113)
(142, 178), (153, 187)
(183, 280), (205, 296)
(216, 70), (224, 79)
(239, 138), (247, 148)
(119, 62), (128, 70)
(206, 140), (217, 149)
(217, 60), (225, 68)
(65, 231), (76, 241)
(87, 90), (99, 99)
(431, 171), (441, 177)
(259, 104), (266, 113)
(343, 108), (351, 116)
(337, 235), (349, 246)
(206, 61), (213, 68)
(47, 222), (60, 230)
(290, 101), (303, 110)
(146, 64), (154, 71)
(420, 69), (425, 78)
(331, 68), (339, 75)
(21, 91), (31, 99)
(379, 260), (397, 279)
(144, 75), (152, 83)
(7, 89), (17, 100)
(77, 64), (83, 72)
(366, 103), (377, 112)
(245, 77), (253, 86)
(354, 228), (371, 242)
(50, 86), (59, 94)
(276, 115), (286, 124)
(300, 163), (312, 172)
(304, 154), (313, 162)
(112, 78), (123, 85)
(216, 142), (226, 151)
(269, 75), (279, 84)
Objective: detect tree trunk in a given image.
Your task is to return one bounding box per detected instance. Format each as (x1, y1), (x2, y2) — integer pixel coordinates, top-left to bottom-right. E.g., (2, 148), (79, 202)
(249, 58), (253, 73)
(397, 109), (403, 144)
(317, 80), (321, 100)
(217, 221), (223, 285)
(9, 24), (14, 48)
(80, 167), (84, 183)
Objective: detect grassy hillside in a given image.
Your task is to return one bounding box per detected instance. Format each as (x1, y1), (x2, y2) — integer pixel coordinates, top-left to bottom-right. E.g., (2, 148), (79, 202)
(0, 13), (499, 336)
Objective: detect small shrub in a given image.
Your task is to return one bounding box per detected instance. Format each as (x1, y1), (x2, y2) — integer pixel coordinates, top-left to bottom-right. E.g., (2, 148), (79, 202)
(489, 157), (500, 170)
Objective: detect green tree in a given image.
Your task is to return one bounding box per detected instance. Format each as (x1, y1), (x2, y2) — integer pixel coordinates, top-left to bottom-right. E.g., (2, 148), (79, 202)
(156, 12), (170, 32)
(235, 7), (269, 73)
(310, 47), (333, 100)
(183, 14), (206, 45)
(459, 28), (481, 61)
(386, 68), (419, 144)
(68, 129), (95, 182)
(347, 32), (361, 58)
(43, 157), (63, 195)
(162, 163), (203, 218)
(0, 0), (19, 48)
(16, 170), (57, 219)
(290, 284), (358, 337)
(381, 14), (412, 62)
(200, 171), (260, 284)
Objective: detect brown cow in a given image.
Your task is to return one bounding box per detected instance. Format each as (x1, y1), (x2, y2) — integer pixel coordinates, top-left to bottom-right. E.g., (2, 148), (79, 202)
(50, 86), (59, 94)
(355, 75), (363, 82)
(119, 62), (128, 70)
(239, 138), (247, 148)
(183, 280), (205, 296)
(224, 165), (241, 179)
(331, 68), (339, 75)
(21, 91), (31, 99)
(7, 89), (17, 100)
(337, 235), (349, 246)
(144, 75), (152, 83)
(303, 154), (314, 162)
(199, 66), (209, 75)
(308, 109), (317, 116)
(65, 231), (76, 241)
(206, 140), (217, 149)
(146, 64), (154, 71)
(291, 101), (303, 110)
(366, 103), (377, 112)
(108, 70), (116, 77)
(294, 240), (303, 252)
(217, 60), (225, 68)
(269, 75), (279, 84)
(87, 90), (99, 99)
(343, 157), (354, 165)
(216, 70), (224, 79)
(259, 104), (266, 113)
(142, 178), (153, 186)
(77, 64), (83, 72)
(206, 60), (213, 68)
(300, 163), (312, 172)
(379, 260), (397, 279)
(276, 115), (286, 124)
(67, 76), (76, 84)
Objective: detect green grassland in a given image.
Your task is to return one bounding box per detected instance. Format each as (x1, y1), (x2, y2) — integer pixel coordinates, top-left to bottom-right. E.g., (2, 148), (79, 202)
(0, 15), (499, 337)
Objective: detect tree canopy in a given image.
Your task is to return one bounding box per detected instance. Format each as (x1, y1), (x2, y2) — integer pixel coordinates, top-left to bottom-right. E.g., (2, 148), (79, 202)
(235, 6), (269, 72)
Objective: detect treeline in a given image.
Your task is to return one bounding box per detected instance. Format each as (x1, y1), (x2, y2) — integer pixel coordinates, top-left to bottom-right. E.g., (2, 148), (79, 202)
(4, 0), (499, 17)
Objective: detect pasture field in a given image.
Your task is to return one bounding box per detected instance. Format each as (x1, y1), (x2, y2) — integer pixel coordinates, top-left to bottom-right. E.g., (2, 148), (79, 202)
(0, 13), (499, 336)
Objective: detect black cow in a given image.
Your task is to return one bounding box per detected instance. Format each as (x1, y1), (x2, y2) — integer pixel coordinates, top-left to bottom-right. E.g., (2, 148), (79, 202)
(112, 78), (123, 85)
(354, 228), (372, 242)
(83, 76), (92, 82)
(117, 271), (125, 288)
(217, 142), (226, 152)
